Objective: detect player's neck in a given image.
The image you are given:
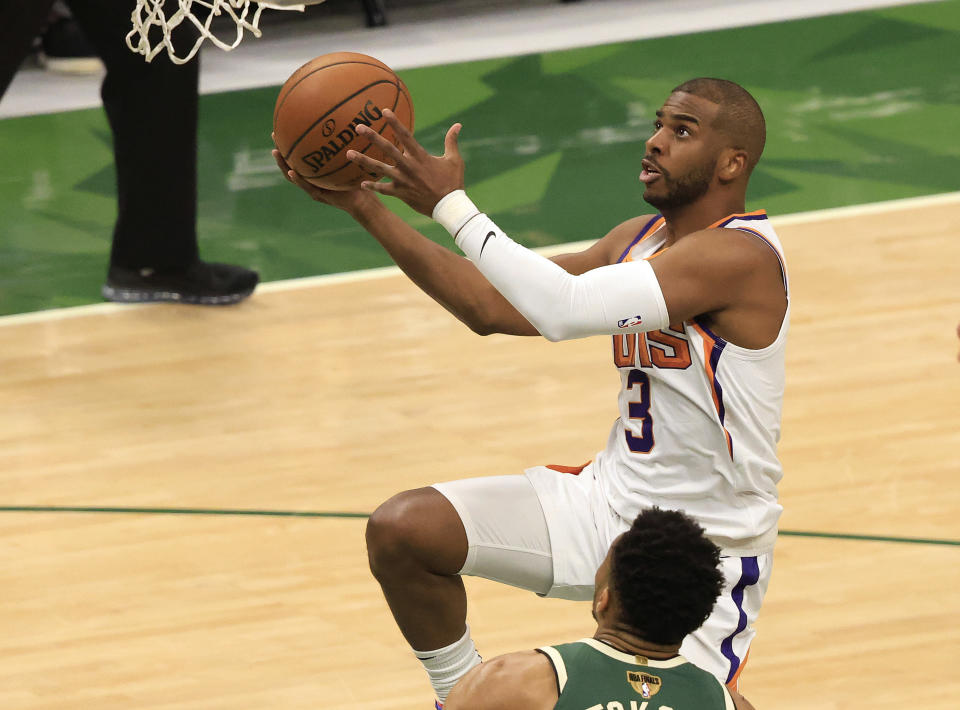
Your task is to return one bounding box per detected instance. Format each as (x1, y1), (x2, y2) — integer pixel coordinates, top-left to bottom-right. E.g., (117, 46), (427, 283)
(659, 192), (747, 245)
(593, 627), (681, 660)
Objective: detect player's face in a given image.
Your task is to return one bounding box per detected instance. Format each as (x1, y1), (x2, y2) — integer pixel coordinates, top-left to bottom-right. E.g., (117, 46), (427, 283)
(640, 92), (722, 211)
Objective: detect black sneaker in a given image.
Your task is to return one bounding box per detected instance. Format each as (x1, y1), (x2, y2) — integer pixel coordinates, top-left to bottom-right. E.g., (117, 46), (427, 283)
(102, 260), (259, 305)
(40, 17), (103, 75)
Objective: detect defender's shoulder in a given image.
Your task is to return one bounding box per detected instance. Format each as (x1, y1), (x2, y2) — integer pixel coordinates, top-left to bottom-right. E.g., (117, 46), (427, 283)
(444, 651), (558, 710)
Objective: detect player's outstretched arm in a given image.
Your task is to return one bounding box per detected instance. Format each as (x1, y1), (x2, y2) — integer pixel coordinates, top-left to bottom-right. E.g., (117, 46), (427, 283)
(343, 113), (684, 342)
(444, 651), (558, 710)
(272, 138), (536, 335)
(273, 128), (633, 336)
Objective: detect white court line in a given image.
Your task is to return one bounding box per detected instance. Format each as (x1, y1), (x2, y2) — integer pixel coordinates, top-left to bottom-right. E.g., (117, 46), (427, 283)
(1, 190), (957, 328)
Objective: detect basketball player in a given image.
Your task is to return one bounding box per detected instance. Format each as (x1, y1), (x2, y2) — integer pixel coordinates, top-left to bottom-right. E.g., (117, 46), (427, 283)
(445, 508), (755, 710)
(0, 0), (258, 304)
(273, 78), (787, 705)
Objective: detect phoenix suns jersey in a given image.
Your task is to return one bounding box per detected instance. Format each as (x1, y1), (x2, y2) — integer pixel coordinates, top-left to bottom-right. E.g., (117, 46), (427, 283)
(596, 210), (789, 555)
(539, 638), (734, 710)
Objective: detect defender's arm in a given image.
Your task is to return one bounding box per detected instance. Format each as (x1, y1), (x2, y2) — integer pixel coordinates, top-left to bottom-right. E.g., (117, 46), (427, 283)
(444, 651), (558, 710)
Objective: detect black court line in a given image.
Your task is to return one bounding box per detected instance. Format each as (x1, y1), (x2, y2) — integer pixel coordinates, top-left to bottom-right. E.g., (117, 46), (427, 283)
(1, 506), (958, 547)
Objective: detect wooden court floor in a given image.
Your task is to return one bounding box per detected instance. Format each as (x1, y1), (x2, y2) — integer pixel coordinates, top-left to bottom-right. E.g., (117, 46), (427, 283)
(1, 197), (958, 709)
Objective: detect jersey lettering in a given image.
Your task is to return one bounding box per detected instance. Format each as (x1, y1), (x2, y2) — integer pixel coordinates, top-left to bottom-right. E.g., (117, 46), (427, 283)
(624, 369), (654, 453)
(646, 327), (691, 369)
(612, 326), (691, 371)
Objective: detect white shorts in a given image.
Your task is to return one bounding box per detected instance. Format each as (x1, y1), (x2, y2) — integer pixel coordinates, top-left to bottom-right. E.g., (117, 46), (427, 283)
(432, 465), (773, 687)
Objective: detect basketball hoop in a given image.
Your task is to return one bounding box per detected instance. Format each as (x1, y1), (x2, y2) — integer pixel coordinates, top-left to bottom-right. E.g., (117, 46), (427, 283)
(126, 0), (326, 65)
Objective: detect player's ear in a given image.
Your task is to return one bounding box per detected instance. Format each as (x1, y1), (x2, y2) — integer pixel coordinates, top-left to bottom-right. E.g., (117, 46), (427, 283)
(717, 148), (748, 184)
(595, 586), (611, 615)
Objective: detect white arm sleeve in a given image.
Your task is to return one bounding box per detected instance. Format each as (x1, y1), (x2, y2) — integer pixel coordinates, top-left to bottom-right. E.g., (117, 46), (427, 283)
(433, 190), (670, 341)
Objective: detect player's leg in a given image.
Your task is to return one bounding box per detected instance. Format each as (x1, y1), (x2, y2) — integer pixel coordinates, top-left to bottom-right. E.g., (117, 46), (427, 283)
(0, 1), (56, 98)
(366, 475), (559, 704)
(678, 552), (773, 691)
(366, 486), (473, 652)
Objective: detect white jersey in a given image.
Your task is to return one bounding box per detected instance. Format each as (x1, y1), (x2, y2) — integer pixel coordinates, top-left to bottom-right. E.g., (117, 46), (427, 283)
(595, 210), (788, 555)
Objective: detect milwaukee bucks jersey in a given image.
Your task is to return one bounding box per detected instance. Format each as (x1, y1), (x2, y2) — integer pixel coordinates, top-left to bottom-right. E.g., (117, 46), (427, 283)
(538, 638), (734, 710)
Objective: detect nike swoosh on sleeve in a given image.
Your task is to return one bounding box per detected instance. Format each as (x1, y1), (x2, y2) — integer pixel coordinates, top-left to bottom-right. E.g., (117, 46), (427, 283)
(479, 231), (495, 258)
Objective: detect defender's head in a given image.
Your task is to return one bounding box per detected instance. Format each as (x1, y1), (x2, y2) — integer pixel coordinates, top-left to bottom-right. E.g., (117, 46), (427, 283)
(641, 78), (766, 211)
(593, 508), (723, 646)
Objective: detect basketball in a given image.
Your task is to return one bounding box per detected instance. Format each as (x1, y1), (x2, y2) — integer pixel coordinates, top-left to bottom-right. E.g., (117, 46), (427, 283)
(273, 52), (415, 191)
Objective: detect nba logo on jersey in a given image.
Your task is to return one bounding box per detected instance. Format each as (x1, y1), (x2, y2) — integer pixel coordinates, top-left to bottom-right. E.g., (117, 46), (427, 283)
(617, 315), (643, 329)
(626, 671), (661, 698)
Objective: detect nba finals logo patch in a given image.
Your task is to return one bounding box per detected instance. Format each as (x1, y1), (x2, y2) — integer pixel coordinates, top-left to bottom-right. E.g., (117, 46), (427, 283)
(627, 671), (662, 699)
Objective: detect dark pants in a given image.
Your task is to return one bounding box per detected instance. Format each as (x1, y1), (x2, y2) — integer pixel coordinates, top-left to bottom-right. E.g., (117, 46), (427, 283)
(0, 0), (200, 271)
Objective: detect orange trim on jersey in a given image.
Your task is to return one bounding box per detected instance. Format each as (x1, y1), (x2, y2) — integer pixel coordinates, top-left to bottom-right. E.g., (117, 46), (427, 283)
(707, 209), (767, 229)
(691, 323), (722, 411)
(545, 462), (591, 475)
(622, 217), (665, 262)
(691, 322), (734, 458)
(644, 246), (670, 260)
(726, 648), (750, 691)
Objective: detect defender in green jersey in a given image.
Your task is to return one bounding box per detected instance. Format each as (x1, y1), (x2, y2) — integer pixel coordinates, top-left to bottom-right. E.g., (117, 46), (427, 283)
(445, 509), (755, 710)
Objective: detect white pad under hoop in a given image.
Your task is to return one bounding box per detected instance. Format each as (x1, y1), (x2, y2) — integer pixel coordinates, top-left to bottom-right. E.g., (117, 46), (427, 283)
(126, 0), (326, 65)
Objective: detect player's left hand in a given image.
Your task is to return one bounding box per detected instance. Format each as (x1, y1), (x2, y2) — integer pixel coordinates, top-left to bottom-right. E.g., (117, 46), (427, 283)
(271, 133), (377, 215)
(346, 109), (465, 216)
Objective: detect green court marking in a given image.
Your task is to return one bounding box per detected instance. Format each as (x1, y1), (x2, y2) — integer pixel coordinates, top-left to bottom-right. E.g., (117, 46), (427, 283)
(0, 506), (368, 519)
(2, 506), (957, 547)
(777, 530), (959, 547)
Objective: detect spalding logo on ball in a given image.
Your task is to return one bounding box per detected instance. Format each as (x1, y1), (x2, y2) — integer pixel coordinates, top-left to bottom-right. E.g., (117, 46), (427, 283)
(273, 51), (415, 191)
(300, 100), (385, 172)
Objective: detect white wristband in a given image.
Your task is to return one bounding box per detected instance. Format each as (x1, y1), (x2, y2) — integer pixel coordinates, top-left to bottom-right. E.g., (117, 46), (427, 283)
(432, 190), (482, 240)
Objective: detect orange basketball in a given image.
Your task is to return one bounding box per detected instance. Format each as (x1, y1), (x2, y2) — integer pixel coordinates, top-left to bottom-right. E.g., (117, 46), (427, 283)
(273, 52), (414, 191)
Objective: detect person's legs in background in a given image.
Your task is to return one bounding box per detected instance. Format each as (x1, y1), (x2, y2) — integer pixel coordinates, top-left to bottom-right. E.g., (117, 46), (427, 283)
(0, 1), (56, 95)
(66, 0), (258, 304)
(40, 1), (103, 75)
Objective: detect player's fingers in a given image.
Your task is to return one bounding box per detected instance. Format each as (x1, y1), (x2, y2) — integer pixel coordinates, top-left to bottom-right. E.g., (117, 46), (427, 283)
(360, 179), (395, 196)
(382, 108), (424, 156)
(443, 123), (463, 159)
(272, 150), (296, 181)
(346, 149), (393, 176)
(286, 169), (316, 191)
(355, 124), (403, 163)
(285, 168), (331, 198)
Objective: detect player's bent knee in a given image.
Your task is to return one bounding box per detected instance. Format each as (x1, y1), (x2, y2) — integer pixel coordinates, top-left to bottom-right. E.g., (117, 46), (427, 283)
(365, 487), (467, 579)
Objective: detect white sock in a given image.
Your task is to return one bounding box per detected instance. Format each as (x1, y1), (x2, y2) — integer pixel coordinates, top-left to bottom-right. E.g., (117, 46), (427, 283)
(413, 625), (482, 704)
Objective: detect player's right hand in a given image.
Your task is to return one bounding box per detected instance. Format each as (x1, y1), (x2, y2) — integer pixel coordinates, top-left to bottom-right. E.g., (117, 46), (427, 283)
(271, 135), (376, 214)
(346, 110), (465, 217)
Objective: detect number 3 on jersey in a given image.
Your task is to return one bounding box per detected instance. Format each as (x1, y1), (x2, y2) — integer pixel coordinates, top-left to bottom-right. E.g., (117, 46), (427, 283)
(625, 369), (654, 453)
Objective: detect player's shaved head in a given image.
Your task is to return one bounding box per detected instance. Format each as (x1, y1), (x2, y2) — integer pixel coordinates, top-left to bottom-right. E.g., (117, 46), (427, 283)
(672, 78), (766, 172)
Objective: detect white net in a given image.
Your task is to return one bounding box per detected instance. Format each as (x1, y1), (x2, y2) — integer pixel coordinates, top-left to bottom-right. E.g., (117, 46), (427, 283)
(127, 0), (321, 65)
